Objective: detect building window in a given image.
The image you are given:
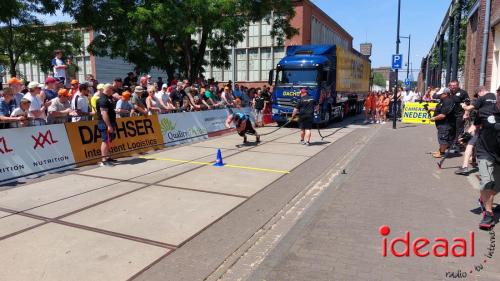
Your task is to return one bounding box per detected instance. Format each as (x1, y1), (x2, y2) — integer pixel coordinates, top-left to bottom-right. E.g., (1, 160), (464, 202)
(249, 22), (260, 47)
(261, 47), (272, 80)
(261, 19), (272, 47)
(248, 48), (259, 81)
(223, 50), (234, 82)
(236, 49), (247, 81)
(273, 47), (285, 64)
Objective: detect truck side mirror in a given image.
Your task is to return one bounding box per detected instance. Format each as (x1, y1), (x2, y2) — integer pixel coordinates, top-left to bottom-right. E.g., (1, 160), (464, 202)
(268, 69), (274, 86)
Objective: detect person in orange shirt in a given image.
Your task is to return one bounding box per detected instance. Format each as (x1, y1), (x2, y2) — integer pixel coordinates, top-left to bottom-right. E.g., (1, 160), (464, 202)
(69, 79), (79, 99)
(377, 92), (385, 123)
(370, 92), (377, 123)
(363, 93), (373, 124)
(381, 93), (391, 124)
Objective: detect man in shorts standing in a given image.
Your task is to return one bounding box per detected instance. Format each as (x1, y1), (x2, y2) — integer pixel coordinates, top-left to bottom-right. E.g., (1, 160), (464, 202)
(96, 84), (117, 167)
(430, 88), (456, 158)
(467, 86), (499, 229)
(292, 88), (317, 146)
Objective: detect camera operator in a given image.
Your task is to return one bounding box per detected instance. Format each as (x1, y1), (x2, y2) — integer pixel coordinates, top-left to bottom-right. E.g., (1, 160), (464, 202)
(430, 88), (456, 158)
(464, 86), (499, 229)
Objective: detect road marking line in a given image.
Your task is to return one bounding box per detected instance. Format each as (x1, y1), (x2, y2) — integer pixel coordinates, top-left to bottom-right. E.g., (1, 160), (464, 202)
(141, 157), (289, 174)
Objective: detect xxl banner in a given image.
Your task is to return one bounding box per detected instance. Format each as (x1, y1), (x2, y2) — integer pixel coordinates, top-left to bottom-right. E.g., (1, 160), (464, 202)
(0, 124), (76, 183)
(402, 102), (438, 125)
(65, 116), (164, 165)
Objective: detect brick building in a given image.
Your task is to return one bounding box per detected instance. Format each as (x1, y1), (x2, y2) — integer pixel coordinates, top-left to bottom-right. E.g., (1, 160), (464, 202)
(463, 0), (500, 94)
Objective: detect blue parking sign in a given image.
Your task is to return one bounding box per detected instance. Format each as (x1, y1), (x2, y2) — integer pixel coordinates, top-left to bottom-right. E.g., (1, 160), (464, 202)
(404, 79), (410, 87)
(392, 54), (403, 69)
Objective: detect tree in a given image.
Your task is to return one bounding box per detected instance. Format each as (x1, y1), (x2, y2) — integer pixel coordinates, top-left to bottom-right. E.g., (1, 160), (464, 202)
(0, 0), (82, 77)
(64, 0), (298, 82)
(372, 72), (386, 87)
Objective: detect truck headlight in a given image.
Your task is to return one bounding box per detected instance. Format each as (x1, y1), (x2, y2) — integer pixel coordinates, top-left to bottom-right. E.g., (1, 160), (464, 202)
(272, 108), (279, 114)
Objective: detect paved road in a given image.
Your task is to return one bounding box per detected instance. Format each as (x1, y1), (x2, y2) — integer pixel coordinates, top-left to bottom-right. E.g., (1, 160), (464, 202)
(0, 116), (366, 281)
(221, 124), (500, 281)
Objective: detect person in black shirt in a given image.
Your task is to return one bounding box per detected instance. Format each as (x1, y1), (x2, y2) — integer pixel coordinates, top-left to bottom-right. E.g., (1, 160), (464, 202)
(96, 84), (117, 167)
(465, 86), (499, 229)
(449, 80), (469, 146)
(253, 90), (266, 127)
(430, 88), (456, 158)
(292, 88), (318, 146)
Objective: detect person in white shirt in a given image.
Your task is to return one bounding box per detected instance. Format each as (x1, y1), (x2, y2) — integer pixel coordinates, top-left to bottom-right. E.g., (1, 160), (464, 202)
(154, 84), (171, 113)
(402, 88), (416, 110)
(23, 81), (49, 125)
(71, 83), (93, 122)
(10, 98), (31, 127)
(51, 50), (67, 85)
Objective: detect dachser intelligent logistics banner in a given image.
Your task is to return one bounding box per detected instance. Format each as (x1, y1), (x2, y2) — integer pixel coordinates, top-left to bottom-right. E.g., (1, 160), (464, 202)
(402, 102), (438, 124)
(65, 116), (164, 165)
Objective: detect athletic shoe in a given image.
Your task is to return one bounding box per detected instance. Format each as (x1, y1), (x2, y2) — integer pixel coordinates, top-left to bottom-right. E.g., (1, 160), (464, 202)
(369, 120), (374, 124)
(479, 211), (495, 230)
(382, 121), (386, 124)
(99, 161), (113, 167)
(305, 142), (311, 146)
(454, 167), (471, 175)
(363, 120), (369, 124)
(300, 140), (306, 145)
(432, 151), (442, 158)
(106, 158), (118, 163)
(478, 198), (485, 213)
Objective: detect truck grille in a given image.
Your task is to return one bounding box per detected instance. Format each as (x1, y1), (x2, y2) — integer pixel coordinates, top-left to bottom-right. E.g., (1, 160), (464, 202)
(277, 98), (295, 109)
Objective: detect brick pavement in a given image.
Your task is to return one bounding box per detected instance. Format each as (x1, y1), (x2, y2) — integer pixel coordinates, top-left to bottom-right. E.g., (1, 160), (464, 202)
(247, 124), (500, 281)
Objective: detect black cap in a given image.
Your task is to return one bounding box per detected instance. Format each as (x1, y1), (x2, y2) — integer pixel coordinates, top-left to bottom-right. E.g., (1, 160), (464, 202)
(114, 78), (123, 82)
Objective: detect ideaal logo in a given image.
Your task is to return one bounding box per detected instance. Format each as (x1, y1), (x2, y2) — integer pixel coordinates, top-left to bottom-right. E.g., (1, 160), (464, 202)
(32, 130), (58, 149)
(0, 137), (13, 154)
(379, 225), (496, 279)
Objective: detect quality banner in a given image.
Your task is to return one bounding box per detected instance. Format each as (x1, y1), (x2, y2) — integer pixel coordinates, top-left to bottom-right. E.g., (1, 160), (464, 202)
(158, 112), (209, 145)
(0, 124), (75, 183)
(65, 116), (164, 165)
(402, 102), (438, 125)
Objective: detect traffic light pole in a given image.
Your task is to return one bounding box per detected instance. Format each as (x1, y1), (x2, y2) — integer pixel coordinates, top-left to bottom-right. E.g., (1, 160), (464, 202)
(393, 0), (401, 129)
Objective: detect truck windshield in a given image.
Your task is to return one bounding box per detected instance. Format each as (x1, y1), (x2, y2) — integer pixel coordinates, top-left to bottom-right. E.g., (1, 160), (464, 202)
(276, 69), (318, 86)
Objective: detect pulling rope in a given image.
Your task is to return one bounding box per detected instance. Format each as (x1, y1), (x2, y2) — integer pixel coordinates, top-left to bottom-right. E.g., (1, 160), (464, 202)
(316, 125), (345, 140)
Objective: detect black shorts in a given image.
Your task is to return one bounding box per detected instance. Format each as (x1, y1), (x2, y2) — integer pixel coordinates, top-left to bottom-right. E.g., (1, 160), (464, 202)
(437, 125), (454, 146)
(98, 122), (117, 143)
(299, 117), (313, 130)
(238, 120), (256, 136)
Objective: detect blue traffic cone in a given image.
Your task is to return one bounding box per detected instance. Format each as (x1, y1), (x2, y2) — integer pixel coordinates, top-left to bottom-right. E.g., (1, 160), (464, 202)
(213, 149), (225, 167)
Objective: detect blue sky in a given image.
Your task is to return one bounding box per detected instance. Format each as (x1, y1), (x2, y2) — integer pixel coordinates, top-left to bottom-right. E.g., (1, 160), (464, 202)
(312, 0), (450, 78)
(43, 1), (450, 78)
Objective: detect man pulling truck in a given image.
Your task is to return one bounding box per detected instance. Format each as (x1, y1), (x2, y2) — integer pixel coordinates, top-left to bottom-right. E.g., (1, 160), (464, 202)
(226, 111), (261, 144)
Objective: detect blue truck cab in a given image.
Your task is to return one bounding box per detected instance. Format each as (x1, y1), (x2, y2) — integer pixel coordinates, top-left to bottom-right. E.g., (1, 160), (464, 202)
(268, 44), (370, 126)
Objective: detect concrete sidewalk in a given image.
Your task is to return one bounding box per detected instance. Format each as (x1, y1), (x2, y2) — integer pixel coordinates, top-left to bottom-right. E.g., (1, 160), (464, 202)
(0, 118), (364, 281)
(230, 123), (500, 281)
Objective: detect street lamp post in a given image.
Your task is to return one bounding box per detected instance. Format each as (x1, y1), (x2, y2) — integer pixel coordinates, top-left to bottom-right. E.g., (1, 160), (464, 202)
(400, 34), (411, 81)
(393, 0), (401, 129)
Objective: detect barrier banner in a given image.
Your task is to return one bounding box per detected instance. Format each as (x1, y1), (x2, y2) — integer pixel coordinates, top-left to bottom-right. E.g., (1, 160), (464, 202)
(65, 116), (164, 165)
(0, 124), (75, 183)
(402, 102), (438, 125)
(158, 112), (209, 145)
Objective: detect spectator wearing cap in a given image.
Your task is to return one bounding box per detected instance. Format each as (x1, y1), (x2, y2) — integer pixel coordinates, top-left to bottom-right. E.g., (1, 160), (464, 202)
(41, 77), (58, 102)
(23, 81), (49, 124)
(0, 87), (24, 129)
(131, 86), (148, 116)
(115, 91), (133, 118)
(155, 84), (173, 112)
(7, 77), (24, 106)
(51, 49), (67, 85)
(66, 56), (79, 82)
(69, 79), (79, 98)
(48, 89), (73, 124)
(429, 88), (457, 158)
(10, 98), (30, 128)
(71, 83), (93, 122)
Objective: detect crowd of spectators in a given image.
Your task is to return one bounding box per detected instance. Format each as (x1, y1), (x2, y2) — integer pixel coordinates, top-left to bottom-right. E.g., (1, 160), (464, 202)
(0, 50), (274, 129)
(363, 87), (423, 124)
